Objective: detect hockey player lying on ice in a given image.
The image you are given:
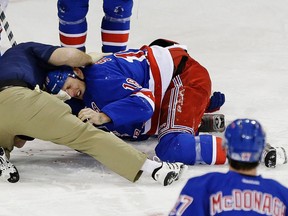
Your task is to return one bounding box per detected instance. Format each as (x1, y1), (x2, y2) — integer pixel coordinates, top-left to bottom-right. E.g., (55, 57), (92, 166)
(45, 38), (287, 168)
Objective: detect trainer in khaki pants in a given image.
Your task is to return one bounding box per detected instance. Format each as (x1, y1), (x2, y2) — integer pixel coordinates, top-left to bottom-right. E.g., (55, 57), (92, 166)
(0, 87), (147, 181)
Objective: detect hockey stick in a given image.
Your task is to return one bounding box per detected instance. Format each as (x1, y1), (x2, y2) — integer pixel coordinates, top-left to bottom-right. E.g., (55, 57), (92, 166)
(0, 5), (17, 47)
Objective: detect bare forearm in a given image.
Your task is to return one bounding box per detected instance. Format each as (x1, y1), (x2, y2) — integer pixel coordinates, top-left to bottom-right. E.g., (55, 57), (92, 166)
(48, 47), (93, 67)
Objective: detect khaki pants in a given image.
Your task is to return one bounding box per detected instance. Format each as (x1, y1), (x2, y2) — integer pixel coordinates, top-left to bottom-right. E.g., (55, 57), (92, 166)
(0, 87), (147, 182)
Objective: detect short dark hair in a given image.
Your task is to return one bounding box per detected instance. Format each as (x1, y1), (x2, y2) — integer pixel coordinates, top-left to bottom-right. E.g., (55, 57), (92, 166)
(228, 157), (259, 170)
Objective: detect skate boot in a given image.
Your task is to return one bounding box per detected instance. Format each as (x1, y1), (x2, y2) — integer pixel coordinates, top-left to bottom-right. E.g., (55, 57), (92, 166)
(152, 161), (187, 186)
(0, 147), (20, 183)
(198, 114), (225, 133)
(262, 143), (287, 168)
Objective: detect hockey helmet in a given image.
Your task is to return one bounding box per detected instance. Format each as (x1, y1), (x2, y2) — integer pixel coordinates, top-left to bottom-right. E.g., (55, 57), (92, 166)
(224, 119), (266, 162)
(45, 67), (75, 94)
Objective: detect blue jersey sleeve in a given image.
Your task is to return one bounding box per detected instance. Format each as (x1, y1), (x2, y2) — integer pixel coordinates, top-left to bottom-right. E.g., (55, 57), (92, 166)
(101, 92), (154, 128)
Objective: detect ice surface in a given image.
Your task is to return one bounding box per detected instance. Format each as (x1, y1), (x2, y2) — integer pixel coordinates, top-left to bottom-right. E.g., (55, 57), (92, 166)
(1, 0), (288, 215)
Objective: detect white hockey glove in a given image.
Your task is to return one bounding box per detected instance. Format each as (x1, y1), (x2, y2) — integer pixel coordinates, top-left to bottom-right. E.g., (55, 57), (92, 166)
(54, 89), (71, 101)
(88, 52), (112, 64)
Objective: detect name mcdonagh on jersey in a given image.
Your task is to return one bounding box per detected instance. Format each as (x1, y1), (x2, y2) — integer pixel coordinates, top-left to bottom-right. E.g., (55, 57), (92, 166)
(210, 189), (286, 215)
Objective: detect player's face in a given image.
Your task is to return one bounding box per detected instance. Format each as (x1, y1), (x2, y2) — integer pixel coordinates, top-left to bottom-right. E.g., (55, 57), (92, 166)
(62, 76), (86, 100)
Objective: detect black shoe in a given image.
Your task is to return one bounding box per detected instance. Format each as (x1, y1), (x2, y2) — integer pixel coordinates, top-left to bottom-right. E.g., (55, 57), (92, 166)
(152, 158), (187, 186)
(263, 144), (276, 168)
(0, 147), (20, 183)
(262, 144), (287, 168)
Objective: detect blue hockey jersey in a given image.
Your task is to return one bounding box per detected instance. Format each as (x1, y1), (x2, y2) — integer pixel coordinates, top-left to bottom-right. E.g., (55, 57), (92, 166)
(169, 170), (288, 216)
(76, 45), (175, 138)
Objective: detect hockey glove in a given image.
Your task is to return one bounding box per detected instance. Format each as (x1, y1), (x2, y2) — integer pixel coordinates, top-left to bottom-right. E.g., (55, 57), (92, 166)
(0, 147), (19, 183)
(206, 91), (225, 113)
(88, 52), (112, 64)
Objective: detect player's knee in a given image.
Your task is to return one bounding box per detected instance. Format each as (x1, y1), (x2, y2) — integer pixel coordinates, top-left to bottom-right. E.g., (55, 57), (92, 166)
(155, 133), (196, 165)
(58, 0), (89, 21)
(103, 0), (133, 20)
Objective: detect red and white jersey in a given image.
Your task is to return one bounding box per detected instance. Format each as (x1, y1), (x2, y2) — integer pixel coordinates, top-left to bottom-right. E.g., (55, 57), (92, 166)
(142, 45), (174, 135)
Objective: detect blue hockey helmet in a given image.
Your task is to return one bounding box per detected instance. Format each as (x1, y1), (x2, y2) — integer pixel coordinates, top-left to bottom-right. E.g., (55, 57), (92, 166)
(224, 119), (266, 162)
(45, 67), (75, 94)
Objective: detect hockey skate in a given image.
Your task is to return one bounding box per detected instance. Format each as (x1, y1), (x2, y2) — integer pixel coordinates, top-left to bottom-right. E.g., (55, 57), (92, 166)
(152, 161), (187, 186)
(0, 147), (19, 183)
(198, 114), (225, 133)
(262, 143), (287, 168)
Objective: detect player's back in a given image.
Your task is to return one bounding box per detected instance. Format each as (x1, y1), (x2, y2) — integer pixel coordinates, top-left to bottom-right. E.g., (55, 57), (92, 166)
(170, 170), (288, 216)
(207, 171), (288, 215)
(0, 42), (58, 87)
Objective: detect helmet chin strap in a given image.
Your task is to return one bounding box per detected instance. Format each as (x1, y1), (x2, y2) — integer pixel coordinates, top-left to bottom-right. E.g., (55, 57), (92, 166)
(71, 68), (85, 82)
(75, 75), (85, 82)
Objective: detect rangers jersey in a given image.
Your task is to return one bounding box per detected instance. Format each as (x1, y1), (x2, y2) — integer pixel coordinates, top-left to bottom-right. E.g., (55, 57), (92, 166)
(78, 45), (175, 138)
(169, 171), (288, 216)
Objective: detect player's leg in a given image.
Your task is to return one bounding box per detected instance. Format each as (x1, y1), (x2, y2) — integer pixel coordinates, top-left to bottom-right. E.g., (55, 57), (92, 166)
(156, 81), (219, 165)
(101, 0), (133, 53)
(158, 51), (212, 138)
(155, 132), (226, 165)
(57, 0), (89, 51)
(156, 49), (226, 165)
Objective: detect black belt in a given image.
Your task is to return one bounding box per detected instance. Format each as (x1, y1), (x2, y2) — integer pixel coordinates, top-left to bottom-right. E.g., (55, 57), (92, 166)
(0, 79), (31, 92)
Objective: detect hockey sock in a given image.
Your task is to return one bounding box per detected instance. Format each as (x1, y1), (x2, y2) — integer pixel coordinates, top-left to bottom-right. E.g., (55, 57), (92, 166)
(197, 135), (227, 165)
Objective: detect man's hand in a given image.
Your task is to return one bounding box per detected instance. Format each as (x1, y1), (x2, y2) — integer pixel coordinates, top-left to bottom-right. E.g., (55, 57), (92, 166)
(78, 108), (111, 125)
(14, 136), (27, 148)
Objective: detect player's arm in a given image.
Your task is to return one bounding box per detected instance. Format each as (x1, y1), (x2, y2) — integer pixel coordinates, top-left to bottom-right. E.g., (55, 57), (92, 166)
(77, 86), (154, 127)
(48, 47), (111, 67)
(48, 47), (93, 67)
(78, 91), (154, 127)
(101, 88), (155, 128)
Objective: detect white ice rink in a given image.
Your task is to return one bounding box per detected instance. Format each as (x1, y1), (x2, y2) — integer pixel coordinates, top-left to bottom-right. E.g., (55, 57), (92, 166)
(1, 0), (288, 215)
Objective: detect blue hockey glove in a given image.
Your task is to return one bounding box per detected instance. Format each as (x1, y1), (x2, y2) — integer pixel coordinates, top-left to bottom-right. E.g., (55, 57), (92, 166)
(206, 91), (225, 113)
